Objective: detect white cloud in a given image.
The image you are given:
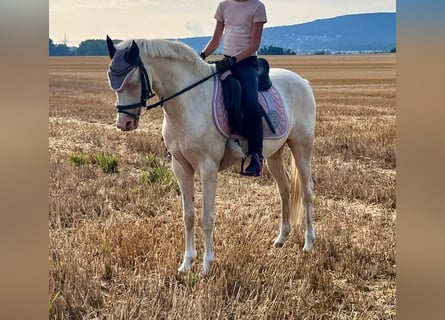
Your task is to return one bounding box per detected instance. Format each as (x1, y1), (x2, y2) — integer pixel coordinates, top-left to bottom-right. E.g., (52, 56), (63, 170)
(185, 22), (204, 37)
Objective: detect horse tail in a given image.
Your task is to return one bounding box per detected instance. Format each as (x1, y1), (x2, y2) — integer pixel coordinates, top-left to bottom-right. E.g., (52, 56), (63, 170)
(289, 155), (304, 227)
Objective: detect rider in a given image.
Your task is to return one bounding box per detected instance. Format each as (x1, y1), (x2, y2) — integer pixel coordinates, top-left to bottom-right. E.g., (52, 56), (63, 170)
(200, 0), (267, 177)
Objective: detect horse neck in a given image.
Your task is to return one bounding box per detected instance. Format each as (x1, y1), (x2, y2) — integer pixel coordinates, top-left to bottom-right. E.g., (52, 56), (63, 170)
(146, 57), (196, 99)
(145, 57), (212, 123)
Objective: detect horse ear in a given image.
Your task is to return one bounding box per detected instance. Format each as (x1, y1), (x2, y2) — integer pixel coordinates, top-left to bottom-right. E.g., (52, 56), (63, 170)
(125, 40), (140, 64)
(106, 35), (116, 59)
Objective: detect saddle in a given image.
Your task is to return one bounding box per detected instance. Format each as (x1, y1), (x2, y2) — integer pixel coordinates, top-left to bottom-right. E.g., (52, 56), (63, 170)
(220, 57), (274, 135)
(257, 57), (272, 91)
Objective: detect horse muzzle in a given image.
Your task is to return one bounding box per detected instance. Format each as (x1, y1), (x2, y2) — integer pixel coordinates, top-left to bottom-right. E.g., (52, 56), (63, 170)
(116, 112), (139, 131)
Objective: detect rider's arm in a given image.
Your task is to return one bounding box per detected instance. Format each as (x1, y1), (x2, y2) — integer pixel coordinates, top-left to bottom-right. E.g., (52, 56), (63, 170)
(201, 20), (224, 58)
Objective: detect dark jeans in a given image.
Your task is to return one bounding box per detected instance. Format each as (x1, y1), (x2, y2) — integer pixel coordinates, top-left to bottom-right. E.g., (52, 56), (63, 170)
(230, 56), (263, 156)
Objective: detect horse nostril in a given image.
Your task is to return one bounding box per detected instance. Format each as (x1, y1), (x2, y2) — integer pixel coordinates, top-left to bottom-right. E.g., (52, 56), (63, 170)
(117, 120), (128, 131)
(125, 120), (133, 131)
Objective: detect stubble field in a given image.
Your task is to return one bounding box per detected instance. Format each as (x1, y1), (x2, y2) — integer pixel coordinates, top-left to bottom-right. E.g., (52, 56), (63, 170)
(49, 54), (396, 319)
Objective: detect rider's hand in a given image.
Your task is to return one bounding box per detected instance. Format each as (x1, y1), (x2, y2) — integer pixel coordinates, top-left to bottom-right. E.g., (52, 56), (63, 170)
(216, 56), (237, 74)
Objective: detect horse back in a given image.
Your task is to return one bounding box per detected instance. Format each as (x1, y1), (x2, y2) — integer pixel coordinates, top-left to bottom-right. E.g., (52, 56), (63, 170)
(269, 68), (316, 136)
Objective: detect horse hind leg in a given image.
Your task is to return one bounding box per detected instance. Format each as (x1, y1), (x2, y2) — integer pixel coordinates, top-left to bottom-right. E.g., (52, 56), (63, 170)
(289, 138), (315, 251)
(266, 147), (291, 247)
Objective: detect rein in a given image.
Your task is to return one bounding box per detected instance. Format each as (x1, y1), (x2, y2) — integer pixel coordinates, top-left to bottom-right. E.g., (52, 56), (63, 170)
(146, 71), (218, 110)
(113, 57), (218, 120)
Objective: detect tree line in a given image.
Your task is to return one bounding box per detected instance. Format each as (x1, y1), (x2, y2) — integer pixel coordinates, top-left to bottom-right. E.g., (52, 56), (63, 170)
(49, 38), (122, 56)
(49, 38), (297, 56)
(49, 38), (395, 56)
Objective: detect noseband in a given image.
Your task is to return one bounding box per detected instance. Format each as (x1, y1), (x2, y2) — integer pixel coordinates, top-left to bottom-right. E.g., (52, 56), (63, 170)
(110, 56), (155, 120)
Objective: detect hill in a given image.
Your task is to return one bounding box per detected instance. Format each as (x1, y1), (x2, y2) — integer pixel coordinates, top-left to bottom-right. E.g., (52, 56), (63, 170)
(177, 12), (396, 54)
(49, 13), (396, 56)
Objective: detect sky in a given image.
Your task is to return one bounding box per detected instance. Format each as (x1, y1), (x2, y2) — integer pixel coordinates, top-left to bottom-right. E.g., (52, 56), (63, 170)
(49, 0), (396, 46)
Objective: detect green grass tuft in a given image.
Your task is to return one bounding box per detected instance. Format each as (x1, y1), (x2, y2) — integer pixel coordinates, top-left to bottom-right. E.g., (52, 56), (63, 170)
(139, 154), (178, 193)
(70, 151), (89, 167)
(95, 152), (119, 173)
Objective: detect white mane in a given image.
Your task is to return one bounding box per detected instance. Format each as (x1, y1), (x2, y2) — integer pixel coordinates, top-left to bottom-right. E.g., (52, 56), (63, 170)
(116, 39), (214, 76)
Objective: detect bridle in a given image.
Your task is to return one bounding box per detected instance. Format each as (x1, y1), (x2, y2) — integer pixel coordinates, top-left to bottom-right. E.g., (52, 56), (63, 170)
(110, 56), (219, 121)
(110, 56), (155, 120)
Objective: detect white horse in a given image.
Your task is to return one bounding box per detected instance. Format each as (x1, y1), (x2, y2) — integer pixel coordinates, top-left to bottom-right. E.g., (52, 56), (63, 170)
(106, 37), (316, 274)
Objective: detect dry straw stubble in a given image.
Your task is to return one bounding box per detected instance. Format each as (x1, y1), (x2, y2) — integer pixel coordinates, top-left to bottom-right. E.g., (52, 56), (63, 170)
(49, 54), (396, 319)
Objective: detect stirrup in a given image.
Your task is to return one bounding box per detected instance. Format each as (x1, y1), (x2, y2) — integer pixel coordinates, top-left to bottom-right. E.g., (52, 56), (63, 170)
(240, 153), (263, 177)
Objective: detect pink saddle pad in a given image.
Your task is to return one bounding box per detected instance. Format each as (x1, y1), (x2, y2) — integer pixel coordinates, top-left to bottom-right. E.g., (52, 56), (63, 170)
(212, 78), (289, 140)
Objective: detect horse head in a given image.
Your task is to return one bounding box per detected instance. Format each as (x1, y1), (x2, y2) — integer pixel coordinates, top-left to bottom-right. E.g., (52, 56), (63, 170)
(106, 36), (153, 131)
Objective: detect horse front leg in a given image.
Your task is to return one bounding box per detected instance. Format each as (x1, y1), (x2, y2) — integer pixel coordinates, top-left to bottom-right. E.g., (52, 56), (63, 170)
(199, 162), (218, 274)
(173, 159), (197, 273)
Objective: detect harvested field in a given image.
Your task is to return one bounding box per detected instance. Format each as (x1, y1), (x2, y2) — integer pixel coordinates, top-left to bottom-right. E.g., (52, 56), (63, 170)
(49, 54), (396, 319)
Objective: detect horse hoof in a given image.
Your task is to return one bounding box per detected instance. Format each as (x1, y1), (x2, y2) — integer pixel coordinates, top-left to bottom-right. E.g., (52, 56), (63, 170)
(303, 231), (315, 251)
(302, 241), (314, 251)
(201, 268), (210, 276)
(178, 261), (192, 274)
(202, 259), (213, 275)
(273, 233), (288, 247)
(178, 265), (189, 274)
(273, 241), (284, 248)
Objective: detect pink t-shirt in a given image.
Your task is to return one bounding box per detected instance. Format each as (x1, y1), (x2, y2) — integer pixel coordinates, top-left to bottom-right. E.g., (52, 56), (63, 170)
(215, 0), (267, 56)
